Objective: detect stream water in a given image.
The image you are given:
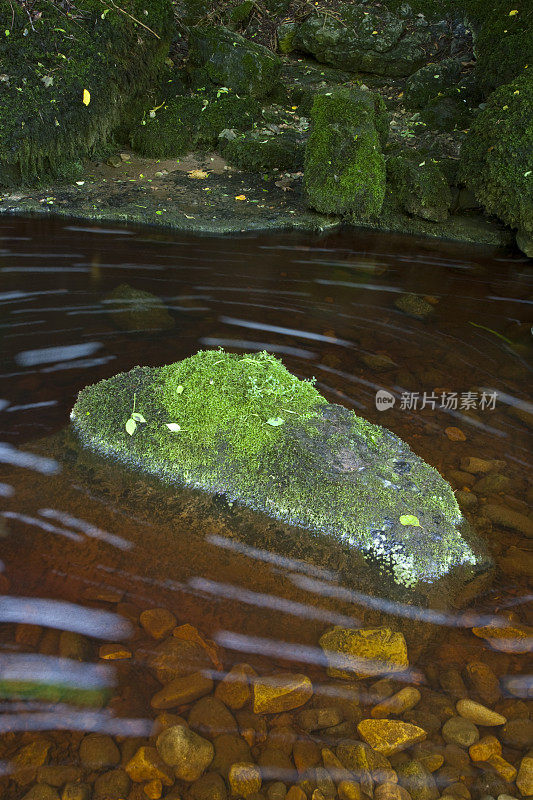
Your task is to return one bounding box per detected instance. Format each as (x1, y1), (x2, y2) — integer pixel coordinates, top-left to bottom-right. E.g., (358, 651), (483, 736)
(0, 216), (531, 800)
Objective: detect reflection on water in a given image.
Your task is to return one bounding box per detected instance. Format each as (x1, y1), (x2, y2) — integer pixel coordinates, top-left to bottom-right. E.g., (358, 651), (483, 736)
(0, 217), (531, 799)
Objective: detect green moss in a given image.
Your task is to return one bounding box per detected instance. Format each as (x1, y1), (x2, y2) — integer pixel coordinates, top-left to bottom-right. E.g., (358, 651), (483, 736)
(304, 88), (386, 218)
(71, 349), (487, 593)
(221, 128), (306, 171)
(459, 71), (533, 236)
(386, 149), (452, 223)
(130, 90), (262, 157)
(188, 25), (281, 100)
(0, 0), (173, 185)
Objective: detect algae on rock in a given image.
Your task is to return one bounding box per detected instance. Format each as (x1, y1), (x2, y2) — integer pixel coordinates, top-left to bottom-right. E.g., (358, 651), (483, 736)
(71, 349), (491, 601)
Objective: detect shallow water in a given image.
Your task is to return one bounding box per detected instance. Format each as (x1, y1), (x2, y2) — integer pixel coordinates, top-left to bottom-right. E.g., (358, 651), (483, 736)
(0, 216), (531, 799)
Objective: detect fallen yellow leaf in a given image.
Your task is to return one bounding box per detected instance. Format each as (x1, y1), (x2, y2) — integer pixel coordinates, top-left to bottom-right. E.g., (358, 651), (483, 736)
(235, 194), (246, 200)
(509, 9), (518, 15)
(82, 89), (90, 106)
(187, 169), (208, 179)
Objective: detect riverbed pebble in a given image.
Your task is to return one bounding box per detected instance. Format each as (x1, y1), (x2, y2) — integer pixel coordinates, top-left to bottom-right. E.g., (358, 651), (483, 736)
(98, 642), (132, 660)
(228, 762), (262, 797)
(148, 637), (212, 683)
(124, 745), (173, 785)
(516, 755), (533, 796)
(93, 767), (131, 798)
(253, 673), (313, 714)
(456, 699), (506, 726)
(140, 607), (178, 639)
(212, 732), (252, 777)
(372, 687), (421, 718)
(298, 707), (343, 731)
(157, 724), (214, 781)
(319, 627), (409, 679)
(464, 662), (501, 706)
(79, 733), (120, 770)
(397, 759), (438, 800)
(22, 786), (59, 800)
(151, 671), (214, 709)
(442, 717), (480, 747)
(216, 663), (256, 710)
(358, 719), (427, 755)
(469, 735), (502, 762)
(482, 504), (533, 537)
(485, 754), (517, 782)
(500, 718), (533, 749)
(61, 782), (91, 800)
(190, 771), (228, 800)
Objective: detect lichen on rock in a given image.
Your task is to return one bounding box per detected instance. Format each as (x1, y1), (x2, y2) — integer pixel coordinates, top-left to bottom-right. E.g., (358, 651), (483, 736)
(71, 349), (491, 600)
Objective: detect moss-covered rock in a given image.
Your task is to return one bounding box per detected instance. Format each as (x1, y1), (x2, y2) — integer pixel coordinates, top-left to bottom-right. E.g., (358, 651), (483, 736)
(131, 91), (262, 156)
(304, 88), (387, 218)
(404, 58), (463, 109)
(188, 26), (281, 100)
(386, 150), (452, 223)
(71, 349), (492, 600)
(221, 128), (306, 172)
(0, 0), (173, 186)
(293, 5), (432, 77)
(419, 94), (475, 132)
(279, 61), (359, 116)
(459, 72), (533, 243)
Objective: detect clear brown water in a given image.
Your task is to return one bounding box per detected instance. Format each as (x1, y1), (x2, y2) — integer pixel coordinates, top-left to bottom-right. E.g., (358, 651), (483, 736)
(0, 216), (531, 799)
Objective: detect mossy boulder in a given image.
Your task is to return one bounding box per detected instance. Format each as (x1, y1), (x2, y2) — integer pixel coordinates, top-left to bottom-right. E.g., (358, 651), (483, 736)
(459, 72), (533, 245)
(387, 150), (452, 223)
(279, 60), (359, 116)
(293, 5), (432, 77)
(71, 349), (491, 605)
(304, 88), (387, 218)
(0, 0), (173, 186)
(188, 26), (281, 100)
(131, 92), (261, 156)
(404, 59), (463, 109)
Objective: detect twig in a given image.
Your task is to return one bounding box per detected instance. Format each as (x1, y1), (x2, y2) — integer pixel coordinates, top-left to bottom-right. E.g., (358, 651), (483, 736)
(100, 0), (161, 39)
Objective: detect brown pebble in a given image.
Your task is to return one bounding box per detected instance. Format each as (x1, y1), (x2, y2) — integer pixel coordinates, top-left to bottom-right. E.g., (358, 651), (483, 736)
(144, 778), (163, 799)
(338, 781), (363, 800)
(464, 662), (501, 706)
(140, 608), (177, 639)
(455, 699), (506, 726)
(468, 735), (501, 762)
(228, 762), (262, 797)
(215, 663), (256, 710)
(372, 687), (421, 718)
(286, 789), (307, 800)
(293, 739), (321, 773)
(15, 623), (42, 647)
(374, 783), (411, 800)
(151, 672), (213, 709)
(485, 754), (517, 782)
(99, 643), (132, 660)
(445, 427), (466, 441)
(125, 746), (174, 785)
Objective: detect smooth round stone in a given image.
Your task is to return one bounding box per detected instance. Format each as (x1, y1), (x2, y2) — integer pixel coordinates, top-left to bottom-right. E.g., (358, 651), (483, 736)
(58, 631), (90, 661)
(465, 662), (501, 707)
(267, 782), (288, 800)
(93, 768), (131, 799)
(61, 783), (91, 800)
(372, 687), (421, 718)
(486, 755), (517, 783)
(215, 663), (256, 710)
(125, 745), (173, 785)
(140, 608), (177, 639)
(293, 739), (321, 773)
(189, 771), (228, 800)
(469, 736), (502, 762)
(188, 696), (239, 739)
(253, 673), (313, 714)
(151, 672), (213, 709)
(156, 724), (214, 782)
(357, 719), (427, 756)
(338, 781), (364, 800)
(456, 699), (506, 727)
(36, 767), (82, 787)
(148, 638), (212, 683)
(297, 708), (342, 732)
(396, 760), (438, 800)
(212, 733), (252, 778)
(228, 762), (262, 797)
(516, 756), (533, 797)
(442, 717), (480, 747)
(78, 733), (120, 770)
(500, 718), (533, 749)
(374, 783), (411, 800)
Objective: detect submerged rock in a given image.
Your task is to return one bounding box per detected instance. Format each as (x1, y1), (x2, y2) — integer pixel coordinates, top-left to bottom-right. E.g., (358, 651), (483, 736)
(71, 349), (492, 607)
(103, 284), (174, 332)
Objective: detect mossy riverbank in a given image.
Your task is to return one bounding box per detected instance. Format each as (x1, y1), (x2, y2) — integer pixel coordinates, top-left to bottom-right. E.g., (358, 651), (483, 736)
(0, 0), (530, 252)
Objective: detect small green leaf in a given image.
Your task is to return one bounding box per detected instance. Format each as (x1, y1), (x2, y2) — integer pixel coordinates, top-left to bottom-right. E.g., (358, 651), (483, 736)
(131, 412), (146, 423)
(176, 385), (184, 394)
(125, 418), (137, 436)
(166, 423), (181, 432)
(400, 514), (420, 527)
(266, 417), (285, 426)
